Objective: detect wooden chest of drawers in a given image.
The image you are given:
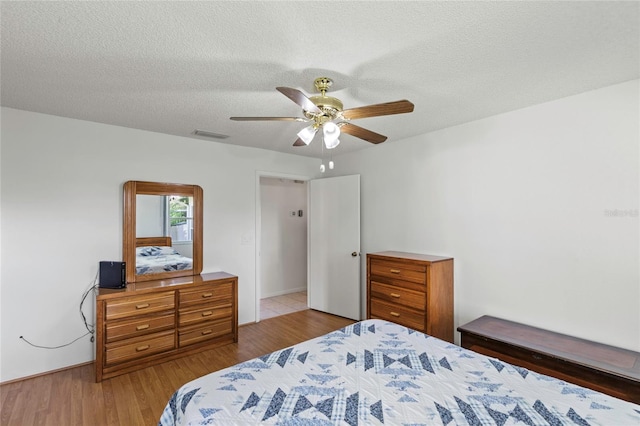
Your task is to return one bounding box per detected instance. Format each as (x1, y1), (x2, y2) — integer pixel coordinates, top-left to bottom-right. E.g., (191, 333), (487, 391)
(96, 272), (237, 382)
(367, 251), (454, 342)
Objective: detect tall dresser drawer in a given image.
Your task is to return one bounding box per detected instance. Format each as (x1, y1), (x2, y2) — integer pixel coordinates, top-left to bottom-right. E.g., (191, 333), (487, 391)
(179, 318), (233, 347)
(179, 304), (233, 327)
(105, 291), (175, 320)
(370, 260), (426, 285)
(179, 282), (233, 308)
(105, 313), (174, 343)
(104, 330), (175, 366)
(370, 299), (426, 332)
(370, 281), (425, 310)
(367, 252), (453, 342)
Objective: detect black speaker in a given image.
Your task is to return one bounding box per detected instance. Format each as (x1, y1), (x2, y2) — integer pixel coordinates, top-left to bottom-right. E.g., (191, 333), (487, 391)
(99, 261), (126, 289)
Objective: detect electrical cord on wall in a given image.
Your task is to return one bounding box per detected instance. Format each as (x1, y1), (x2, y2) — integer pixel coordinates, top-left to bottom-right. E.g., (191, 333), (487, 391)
(80, 277), (97, 334)
(19, 332), (93, 349)
(19, 273), (98, 349)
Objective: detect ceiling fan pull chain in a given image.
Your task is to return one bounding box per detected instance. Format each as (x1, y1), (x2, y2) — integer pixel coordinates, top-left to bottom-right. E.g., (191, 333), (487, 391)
(329, 148), (334, 170)
(320, 136), (326, 173)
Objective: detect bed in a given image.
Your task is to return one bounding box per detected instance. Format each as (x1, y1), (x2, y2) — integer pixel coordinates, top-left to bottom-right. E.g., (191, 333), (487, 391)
(158, 319), (640, 425)
(135, 236), (193, 275)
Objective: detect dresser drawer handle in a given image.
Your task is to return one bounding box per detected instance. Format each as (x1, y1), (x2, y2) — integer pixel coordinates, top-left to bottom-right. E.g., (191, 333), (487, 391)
(389, 293), (401, 298)
(201, 293), (213, 298)
(136, 345), (150, 352)
(201, 311), (213, 317)
(136, 324), (150, 331)
(201, 329), (212, 335)
(136, 303), (150, 309)
(390, 269), (401, 274)
(390, 312), (400, 317)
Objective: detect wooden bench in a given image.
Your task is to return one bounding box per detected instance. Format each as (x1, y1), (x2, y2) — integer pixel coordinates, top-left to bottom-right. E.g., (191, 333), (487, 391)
(457, 315), (640, 404)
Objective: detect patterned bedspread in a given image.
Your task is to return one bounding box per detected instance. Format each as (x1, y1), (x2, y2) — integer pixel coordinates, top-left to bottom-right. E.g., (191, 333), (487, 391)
(136, 246), (192, 275)
(159, 319), (640, 425)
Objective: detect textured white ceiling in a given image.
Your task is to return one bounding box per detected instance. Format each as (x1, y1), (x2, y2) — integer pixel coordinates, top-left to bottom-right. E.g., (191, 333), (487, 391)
(1, 1), (638, 158)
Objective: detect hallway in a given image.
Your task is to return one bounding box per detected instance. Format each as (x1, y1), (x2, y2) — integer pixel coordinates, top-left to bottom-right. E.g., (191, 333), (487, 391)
(260, 291), (307, 320)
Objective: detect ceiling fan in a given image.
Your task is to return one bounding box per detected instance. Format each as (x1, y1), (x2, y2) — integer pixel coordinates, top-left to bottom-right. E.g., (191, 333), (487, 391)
(230, 77), (414, 149)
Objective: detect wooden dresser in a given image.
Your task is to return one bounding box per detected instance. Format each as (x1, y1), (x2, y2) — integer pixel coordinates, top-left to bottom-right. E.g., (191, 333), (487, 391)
(95, 271), (237, 382)
(458, 316), (640, 404)
(366, 251), (454, 342)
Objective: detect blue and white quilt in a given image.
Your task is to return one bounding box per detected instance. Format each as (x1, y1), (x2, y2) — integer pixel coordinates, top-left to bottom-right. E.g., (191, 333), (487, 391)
(159, 319), (640, 425)
(136, 246), (192, 275)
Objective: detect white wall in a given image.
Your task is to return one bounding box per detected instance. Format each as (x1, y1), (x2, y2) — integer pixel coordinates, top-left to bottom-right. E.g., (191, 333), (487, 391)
(0, 108), (319, 382)
(2, 79), (637, 382)
(136, 194), (165, 237)
(332, 80), (639, 351)
(259, 177), (308, 299)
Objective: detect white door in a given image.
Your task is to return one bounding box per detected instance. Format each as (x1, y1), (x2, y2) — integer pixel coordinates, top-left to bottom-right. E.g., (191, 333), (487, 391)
(308, 174), (361, 320)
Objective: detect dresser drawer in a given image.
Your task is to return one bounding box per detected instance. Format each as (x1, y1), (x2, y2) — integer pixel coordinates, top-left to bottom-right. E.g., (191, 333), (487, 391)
(105, 313), (174, 343)
(179, 318), (232, 347)
(370, 259), (426, 285)
(370, 281), (425, 310)
(96, 272), (239, 382)
(105, 291), (175, 320)
(179, 282), (233, 308)
(366, 252), (453, 344)
(370, 299), (426, 332)
(104, 330), (175, 366)
(179, 304), (233, 327)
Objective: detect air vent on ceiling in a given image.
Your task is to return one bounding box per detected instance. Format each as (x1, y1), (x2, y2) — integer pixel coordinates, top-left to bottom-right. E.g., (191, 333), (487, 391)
(192, 129), (229, 139)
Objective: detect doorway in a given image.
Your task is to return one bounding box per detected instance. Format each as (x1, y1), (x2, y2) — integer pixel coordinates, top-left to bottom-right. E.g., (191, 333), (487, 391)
(257, 175), (309, 321)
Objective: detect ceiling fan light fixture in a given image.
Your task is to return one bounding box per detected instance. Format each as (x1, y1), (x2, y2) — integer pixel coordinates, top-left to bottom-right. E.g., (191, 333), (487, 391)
(231, 77), (414, 149)
(325, 138), (340, 149)
(297, 125), (317, 145)
(323, 122), (340, 149)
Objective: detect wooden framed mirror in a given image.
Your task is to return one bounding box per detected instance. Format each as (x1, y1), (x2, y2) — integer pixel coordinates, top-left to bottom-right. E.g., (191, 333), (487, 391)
(123, 181), (203, 283)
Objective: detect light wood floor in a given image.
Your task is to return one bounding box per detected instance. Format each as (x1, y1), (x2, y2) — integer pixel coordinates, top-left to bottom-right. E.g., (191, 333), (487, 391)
(0, 309), (355, 426)
(260, 291), (307, 319)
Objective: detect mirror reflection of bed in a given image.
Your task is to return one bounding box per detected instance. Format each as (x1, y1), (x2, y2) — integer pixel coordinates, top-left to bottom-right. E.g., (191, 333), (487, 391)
(135, 236), (193, 275)
(123, 180), (203, 283)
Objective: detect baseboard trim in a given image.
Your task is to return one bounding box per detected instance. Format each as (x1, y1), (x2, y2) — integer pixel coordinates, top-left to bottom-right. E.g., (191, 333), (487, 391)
(261, 287), (307, 299)
(0, 361), (95, 386)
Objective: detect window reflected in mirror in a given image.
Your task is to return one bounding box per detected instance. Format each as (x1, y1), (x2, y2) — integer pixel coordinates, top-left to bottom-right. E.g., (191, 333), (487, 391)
(135, 194), (195, 275)
(136, 194), (194, 257)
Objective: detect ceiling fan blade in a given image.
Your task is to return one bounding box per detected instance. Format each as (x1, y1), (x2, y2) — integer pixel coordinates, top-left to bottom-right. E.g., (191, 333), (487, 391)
(230, 116), (308, 122)
(341, 100), (414, 120)
(276, 87), (322, 114)
(293, 137), (306, 147)
(340, 123), (387, 144)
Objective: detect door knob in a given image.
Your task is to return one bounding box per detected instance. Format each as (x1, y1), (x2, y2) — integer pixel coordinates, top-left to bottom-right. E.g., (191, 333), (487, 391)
(352, 252), (358, 257)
